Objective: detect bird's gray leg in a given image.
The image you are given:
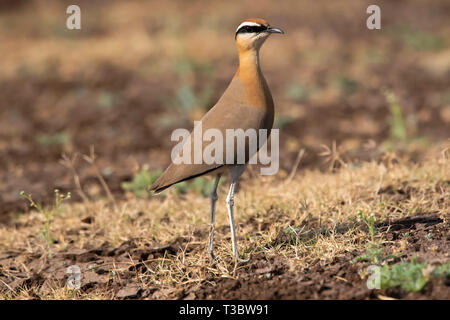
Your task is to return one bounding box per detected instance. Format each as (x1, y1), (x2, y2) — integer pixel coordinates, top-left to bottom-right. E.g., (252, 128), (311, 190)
(208, 174), (221, 260)
(226, 165), (249, 263)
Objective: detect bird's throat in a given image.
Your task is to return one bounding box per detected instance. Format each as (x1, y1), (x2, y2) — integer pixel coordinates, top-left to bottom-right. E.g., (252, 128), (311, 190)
(236, 48), (271, 110)
(237, 48), (261, 77)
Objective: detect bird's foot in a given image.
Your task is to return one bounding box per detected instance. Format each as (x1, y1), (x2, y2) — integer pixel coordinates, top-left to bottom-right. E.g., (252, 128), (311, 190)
(208, 250), (220, 262)
(234, 254), (250, 263)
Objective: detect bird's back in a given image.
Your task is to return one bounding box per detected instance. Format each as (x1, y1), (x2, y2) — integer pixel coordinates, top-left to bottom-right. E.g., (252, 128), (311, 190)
(150, 66), (274, 193)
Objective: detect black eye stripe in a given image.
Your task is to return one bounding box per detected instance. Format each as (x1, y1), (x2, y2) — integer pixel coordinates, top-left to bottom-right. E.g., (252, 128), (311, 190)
(236, 25), (268, 35)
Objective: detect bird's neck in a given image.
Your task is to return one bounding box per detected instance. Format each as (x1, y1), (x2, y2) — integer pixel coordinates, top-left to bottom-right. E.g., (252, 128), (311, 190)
(236, 48), (273, 112)
(237, 48), (261, 78)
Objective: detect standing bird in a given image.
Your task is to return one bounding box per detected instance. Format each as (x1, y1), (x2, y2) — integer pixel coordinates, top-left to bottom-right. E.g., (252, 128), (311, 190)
(150, 19), (283, 262)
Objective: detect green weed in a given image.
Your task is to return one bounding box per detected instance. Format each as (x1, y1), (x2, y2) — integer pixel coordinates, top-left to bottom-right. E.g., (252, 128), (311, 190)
(96, 90), (118, 110)
(285, 82), (311, 102)
(432, 261), (450, 278)
(385, 91), (407, 143)
(36, 132), (71, 146)
(174, 176), (222, 197)
(355, 213), (449, 293)
(121, 166), (162, 198)
(333, 75), (359, 95)
(175, 84), (214, 113)
(122, 166), (223, 198)
(378, 256), (428, 292)
(395, 26), (446, 51)
(353, 212), (398, 265)
(20, 189), (71, 257)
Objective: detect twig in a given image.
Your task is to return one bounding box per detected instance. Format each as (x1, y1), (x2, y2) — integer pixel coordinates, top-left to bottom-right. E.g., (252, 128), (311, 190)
(286, 148), (305, 182)
(60, 153), (91, 205)
(375, 163), (387, 196)
(83, 145), (117, 209)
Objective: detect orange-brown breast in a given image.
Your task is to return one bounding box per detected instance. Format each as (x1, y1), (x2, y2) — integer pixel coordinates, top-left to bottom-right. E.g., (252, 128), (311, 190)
(235, 50), (274, 130)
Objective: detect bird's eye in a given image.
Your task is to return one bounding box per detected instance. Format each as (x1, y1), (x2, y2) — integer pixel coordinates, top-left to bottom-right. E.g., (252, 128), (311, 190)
(236, 24), (268, 36)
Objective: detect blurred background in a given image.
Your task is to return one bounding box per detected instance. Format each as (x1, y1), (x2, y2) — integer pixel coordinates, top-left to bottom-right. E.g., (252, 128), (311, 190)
(0, 0), (449, 220)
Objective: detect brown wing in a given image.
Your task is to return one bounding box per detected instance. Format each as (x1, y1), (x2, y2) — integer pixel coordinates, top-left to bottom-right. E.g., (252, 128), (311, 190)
(150, 76), (272, 193)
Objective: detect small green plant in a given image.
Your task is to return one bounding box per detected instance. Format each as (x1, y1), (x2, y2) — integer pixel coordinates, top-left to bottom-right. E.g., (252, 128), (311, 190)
(121, 166), (162, 198)
(122, 167), (222, 198)
(96, 90), (118, 110)
(176, 84), (197, 112)
(174, 176), (222, 197)
(378, 256), (428, 292)
(353, 212), (398, 264)
(354, 213), (449, 293)
(175, 84), (215, 114)
(354, 242), (387, 265)
(383, 90), (430, 150)
(285, 82), (311, 102)
(385, 91), (407, 142)
(359, 211), (376, 243)
(36, 132), (71, 146)
(372, 259), (450, 293)
(20, 189), (71, 257)
(333, 75), (359, 95)
(432, 261), (450, 278)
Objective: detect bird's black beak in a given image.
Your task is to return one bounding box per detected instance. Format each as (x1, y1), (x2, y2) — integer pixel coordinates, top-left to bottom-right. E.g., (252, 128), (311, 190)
(267, 26), (284, 34)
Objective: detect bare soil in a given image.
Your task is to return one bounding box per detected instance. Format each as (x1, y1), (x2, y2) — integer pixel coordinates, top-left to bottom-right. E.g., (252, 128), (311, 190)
(0, 0), (449, 300)
(0, 211), (448, 299)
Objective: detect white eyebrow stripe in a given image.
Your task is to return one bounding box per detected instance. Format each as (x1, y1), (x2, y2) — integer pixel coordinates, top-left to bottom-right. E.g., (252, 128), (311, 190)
(236, 22), (262, 33)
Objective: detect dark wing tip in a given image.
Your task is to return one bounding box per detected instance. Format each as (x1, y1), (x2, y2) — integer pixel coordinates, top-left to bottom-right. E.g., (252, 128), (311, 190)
(148, 180), (168, 194)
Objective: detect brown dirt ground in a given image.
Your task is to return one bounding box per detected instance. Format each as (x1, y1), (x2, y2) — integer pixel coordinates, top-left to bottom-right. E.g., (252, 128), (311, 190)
(0, 0), (449, 300)
(0, 211), (448, 299)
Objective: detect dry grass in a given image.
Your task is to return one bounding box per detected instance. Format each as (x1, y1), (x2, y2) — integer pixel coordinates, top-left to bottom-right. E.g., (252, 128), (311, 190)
(1, 142), (448, 299)
(0, 0), (449, 300)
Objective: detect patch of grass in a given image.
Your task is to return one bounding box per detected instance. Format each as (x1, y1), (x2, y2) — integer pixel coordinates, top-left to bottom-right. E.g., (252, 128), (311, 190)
(121, 166), (162, 198)
(176, 85), (197, 112)
(432, 261), (450, 278)
(174, 58), (214, 77)
(284, 225), (316, 246)
(394, 26), (446, 51)
(157, 113), (182, 128)
(333, 75), (359, 95)
(285, 82), (311, 102)
(96, 90), (119, 110)
(175, 84), (215, 114)
(382, 90), (430, 150)
(36, 132), (71, 146)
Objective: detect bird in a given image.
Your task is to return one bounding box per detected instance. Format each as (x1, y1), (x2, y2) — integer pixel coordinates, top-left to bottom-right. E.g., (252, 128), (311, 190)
(150, 18), (284, 262)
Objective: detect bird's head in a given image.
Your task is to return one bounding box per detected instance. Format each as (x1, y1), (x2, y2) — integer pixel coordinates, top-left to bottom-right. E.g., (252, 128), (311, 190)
(235, 18), (284, 51)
